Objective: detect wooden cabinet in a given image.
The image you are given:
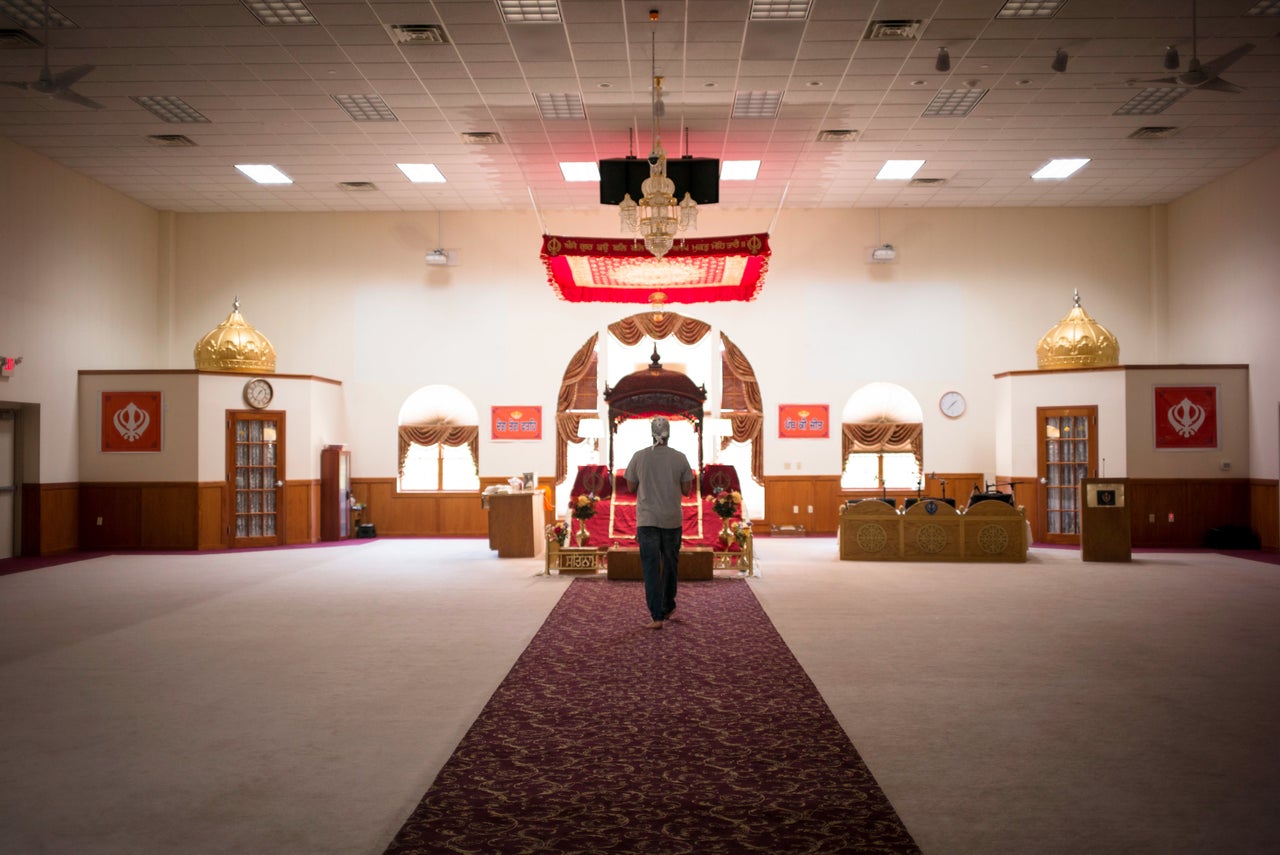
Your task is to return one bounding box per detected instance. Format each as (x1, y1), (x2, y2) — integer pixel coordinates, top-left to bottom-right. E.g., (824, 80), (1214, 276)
(320, 445), (352, 541)
(487, 491), (545, 558)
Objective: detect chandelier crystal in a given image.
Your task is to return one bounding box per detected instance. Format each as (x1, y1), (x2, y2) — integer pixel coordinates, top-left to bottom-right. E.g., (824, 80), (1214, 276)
(619, 75), (698, 259)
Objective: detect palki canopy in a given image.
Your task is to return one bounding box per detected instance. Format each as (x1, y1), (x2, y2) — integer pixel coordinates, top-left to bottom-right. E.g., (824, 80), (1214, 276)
(540, 233), (770, 305)
(603, 345), (707, 472)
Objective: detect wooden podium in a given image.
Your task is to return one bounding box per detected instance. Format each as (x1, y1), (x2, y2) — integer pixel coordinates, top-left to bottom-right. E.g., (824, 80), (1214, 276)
(1080, 478), (1131, 562)
(486, 491), (545, 558)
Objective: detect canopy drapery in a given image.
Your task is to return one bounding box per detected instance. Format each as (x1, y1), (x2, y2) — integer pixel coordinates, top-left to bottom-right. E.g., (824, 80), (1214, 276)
(541, 233), (770, 305)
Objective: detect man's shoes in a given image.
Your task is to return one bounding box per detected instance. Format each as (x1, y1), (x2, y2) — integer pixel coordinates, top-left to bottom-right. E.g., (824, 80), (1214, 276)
(648, 620), (664, 630)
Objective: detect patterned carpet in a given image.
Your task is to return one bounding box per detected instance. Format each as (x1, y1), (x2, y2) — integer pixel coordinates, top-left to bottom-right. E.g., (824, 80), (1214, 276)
(384, 577), (918, 854)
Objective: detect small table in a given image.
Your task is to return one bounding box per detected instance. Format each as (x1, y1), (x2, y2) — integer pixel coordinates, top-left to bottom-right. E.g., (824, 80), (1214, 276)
(606, 547), (714, 581)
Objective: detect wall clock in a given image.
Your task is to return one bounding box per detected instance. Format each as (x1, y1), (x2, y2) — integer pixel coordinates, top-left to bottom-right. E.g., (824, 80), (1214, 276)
(939, 391), (966, 419)
(244, 378), (274, 409)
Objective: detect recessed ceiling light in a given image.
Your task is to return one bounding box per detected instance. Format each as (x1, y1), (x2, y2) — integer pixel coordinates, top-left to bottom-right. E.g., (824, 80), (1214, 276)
(1114, 87), (1190, 115)
(534, 92), (585, 119)
(559, 162), (599, 182)
(240, 0), (317, 25)
(749, 0), (811, 20)
(1032, 158), (1090, 180)
(722, 161), (761, 181)
(131, 95), (210, 123)
(921, 88), (987, 117)
(332, 94), (398, 122)
(498, 0), (561, 23)
(876, 160), (925, 180)
(732, 90), (783, 118)
(397, 163), (447, 183)
(235, 164), (292, 184)
(995, 0), (1065, 18)
(0, 0), (76, 29)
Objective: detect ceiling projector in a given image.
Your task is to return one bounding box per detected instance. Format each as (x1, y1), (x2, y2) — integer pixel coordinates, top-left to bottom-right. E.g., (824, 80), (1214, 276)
(424, 249), (450, 266)
(869, 243), (897, 263)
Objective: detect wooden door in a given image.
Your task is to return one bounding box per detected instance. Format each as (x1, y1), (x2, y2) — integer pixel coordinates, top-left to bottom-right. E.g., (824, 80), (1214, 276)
(1037, 406), (1098, 545)
(227, 411), (285, 548)
(0, 410), (14, 559)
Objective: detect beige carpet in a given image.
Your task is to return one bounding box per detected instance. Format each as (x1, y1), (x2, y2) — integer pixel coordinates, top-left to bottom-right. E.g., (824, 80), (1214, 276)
(1, 539), (1277, 854)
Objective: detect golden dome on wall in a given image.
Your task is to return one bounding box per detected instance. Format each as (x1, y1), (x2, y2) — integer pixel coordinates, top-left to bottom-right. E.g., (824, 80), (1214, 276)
(1036, 290), (1120, 370)
(193, 298), (277, 373)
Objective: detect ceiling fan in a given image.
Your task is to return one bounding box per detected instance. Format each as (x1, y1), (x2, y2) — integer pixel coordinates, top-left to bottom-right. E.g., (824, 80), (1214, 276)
(1136, 0), (1254, 94)
(0, 0), (104, 109)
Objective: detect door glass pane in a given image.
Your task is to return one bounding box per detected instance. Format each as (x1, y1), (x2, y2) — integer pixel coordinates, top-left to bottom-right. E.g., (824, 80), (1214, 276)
(249, 421), (263, 442)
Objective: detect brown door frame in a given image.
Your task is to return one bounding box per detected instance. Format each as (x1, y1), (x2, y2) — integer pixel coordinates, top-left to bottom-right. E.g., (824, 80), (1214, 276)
(226, 409), (286, 549)
(1036, 405), (1098, 546)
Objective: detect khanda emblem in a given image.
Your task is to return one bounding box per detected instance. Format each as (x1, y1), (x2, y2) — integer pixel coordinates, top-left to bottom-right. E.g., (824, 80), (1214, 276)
(113, 402), (151, 442)
(1167, 397), (1206, 438)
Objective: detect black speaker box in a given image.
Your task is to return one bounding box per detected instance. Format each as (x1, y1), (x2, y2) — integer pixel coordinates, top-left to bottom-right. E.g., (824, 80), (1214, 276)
(599, 156), (720, 205)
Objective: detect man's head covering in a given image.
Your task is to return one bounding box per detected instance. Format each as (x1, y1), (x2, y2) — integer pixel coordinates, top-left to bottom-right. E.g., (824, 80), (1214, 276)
(651, 416), (671, 444)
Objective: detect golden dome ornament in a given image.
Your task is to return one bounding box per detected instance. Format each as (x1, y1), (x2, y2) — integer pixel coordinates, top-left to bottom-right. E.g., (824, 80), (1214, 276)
(193, 297), (277, 373)
(1035, 289), (1120, 370)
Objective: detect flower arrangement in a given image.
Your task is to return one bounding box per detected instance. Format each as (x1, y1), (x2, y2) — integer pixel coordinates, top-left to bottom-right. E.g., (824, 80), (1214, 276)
(711, 490), (742, 519)
(719, 519), (752, 549)
(545, 521), (568, 547)
(572, 492), (598, 520)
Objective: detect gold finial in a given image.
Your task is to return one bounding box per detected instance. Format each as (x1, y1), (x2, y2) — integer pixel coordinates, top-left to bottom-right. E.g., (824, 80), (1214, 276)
(1035, 291), (1120, 370)
(193, 299), (277, 373)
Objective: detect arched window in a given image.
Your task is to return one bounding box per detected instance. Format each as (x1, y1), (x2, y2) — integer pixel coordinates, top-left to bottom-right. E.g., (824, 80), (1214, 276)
(841, 383), (924, 490)
(397, 385), (480, 492)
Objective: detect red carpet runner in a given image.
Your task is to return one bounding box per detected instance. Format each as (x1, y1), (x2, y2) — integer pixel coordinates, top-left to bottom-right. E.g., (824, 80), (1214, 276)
(384, 578), (918, 854)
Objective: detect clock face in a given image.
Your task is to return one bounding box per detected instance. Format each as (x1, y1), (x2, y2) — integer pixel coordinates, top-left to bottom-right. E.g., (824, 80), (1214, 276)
(245, 379), (273, 409)
(940, 391), (966, 418)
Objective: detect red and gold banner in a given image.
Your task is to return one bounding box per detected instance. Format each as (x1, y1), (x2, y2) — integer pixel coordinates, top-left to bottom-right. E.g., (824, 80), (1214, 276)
(491, 406), (543, 441)
(778, 404), (829, 439)
(101, 391), (163, 452)
(541, 233), (770, 304)
(1154, 386), (1217, 449)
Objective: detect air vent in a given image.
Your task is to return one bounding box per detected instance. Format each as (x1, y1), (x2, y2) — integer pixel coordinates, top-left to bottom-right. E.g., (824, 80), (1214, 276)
(817, 129), (858, 142)
(461, 131), (504, 145)
(1128, 126), (1181, 140)
(339, 181), (379, 191)
(389, 23), (448, 44)
(909, 177), (946, 186)
(0, 29), (41, 48)
(146, 134), (197, 147)
(864, 19), (922, 40)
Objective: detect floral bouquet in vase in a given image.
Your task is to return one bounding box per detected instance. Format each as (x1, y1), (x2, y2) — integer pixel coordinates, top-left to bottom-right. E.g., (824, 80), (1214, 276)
(546, 521), (568, 547)
(571, 493), (598, 545)
(711, 490), (742, 519)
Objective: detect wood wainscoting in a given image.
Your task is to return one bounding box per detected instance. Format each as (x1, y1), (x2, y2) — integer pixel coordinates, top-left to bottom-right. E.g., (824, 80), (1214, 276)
(22, 482), (78, 556)
(1251, 479), (1279, 551)
(1128, 478), (1252, 548)
(79, 483), (199, 550)
(351, 478), (488, 537)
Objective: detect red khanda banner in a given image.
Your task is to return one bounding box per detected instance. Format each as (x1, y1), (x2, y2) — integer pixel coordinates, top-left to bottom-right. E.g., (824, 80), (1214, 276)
(1154, 386), (1217, 449)
(778, 404), (829, 439)
(101, 391), (163, 452)
(491, 406), (542, 441)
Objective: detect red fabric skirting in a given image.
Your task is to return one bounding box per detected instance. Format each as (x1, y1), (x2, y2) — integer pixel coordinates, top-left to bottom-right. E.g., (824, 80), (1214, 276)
(573, 496), (743, 551)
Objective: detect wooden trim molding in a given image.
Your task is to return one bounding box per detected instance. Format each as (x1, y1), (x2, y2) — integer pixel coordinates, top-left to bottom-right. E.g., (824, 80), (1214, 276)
(994, 363), (1249, 379)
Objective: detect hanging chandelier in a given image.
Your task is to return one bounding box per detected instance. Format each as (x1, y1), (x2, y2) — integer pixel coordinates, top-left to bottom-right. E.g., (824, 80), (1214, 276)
(618, 63), (697, 259)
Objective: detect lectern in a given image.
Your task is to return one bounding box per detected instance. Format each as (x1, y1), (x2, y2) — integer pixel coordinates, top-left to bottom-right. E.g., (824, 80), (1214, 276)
(1080, 478), (1131, 562)
(486, 491), (545, 558)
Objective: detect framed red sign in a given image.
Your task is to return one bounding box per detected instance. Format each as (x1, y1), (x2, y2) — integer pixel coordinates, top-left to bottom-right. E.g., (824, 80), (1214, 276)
(1154, 385), (1217, 449)
(101, 391), (163, 452)
(778, 404), (829, 439)
(491, 406), (542, 441)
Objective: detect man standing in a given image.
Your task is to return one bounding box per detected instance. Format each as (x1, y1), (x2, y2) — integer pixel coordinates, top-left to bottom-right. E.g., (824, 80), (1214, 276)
(625, 416), (694, 629)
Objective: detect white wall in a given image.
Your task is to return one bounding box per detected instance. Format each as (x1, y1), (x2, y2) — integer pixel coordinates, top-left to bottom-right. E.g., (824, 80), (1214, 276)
(1167, 147), (1280, 479)
(0, 139), (162, 482)
(168, 205), (1158, 483)
(996, 370), (1129, 479)
(1124, 366), (1249, 479)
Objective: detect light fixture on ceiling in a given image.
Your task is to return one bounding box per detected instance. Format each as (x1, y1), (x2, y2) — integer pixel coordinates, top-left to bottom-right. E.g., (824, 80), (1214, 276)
(1051, 48), (1069, 72)
(1163, 45), (1180, 70)
(618, 13), (697, 260)
(1032, 158), (1090, 180)
(935, 47), (951, 72)
(235, 164), (292, 185)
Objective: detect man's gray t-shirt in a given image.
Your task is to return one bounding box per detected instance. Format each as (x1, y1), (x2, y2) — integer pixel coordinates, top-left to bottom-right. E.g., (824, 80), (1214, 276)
(625, 444), (693, 529)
